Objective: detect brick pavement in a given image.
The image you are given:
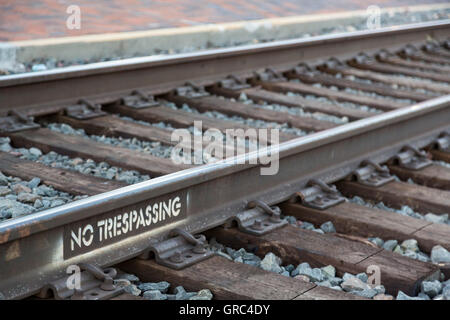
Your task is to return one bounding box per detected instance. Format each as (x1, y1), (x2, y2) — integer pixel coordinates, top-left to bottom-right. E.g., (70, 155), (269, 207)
(0, 0), (446, 41)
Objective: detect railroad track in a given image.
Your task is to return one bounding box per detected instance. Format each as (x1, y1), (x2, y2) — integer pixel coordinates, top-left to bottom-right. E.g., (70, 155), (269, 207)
(0, 21), (449, 301)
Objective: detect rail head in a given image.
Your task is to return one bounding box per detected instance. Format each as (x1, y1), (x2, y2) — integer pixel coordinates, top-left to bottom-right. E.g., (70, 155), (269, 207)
(0, 93), (449, 299)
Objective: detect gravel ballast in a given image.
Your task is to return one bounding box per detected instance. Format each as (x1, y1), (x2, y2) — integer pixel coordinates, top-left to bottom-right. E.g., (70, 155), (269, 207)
(46, 123), (175, 159)
(0, 137), (150, 184)
(348, 195), (450, 226)
(163, 100), (310, 137)
(0, 171), (80, 221)
(2, 8), (449, 76)
(231, 93), (349, 124)
(114, 271), (213, 300)
(281, 215), (449, 299)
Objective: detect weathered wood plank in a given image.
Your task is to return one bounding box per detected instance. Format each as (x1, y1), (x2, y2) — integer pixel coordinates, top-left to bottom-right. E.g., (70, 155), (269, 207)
(281, 201), (449, 252)
(119, 256), (319, 300)
(9, 128), (191, 177)
(56, 114), (237, 159)
(412, 223), (450, 253)
(349, 60), (450, 83)
(430, 149), (450, 163)
(423, 47), (450, 59)
(210, 86), (373, 120)
(320, 65), (450, 94)
(107, 104), (296, 143)
(287, 71), (428, 101)
(0, 151), (125, 195)
(377, 55), (450, 74)
(357, 249), (439, 295)
(336, 180), (450, 214)
(207, 226), (439, 295)
(57, 114), (178, 146)
(400, 50), (450, 65)
(167, 94), (336, 132)
(294, 286), (367, 300)
(388, 164), (450, 190)
(259, 81), (406, 111)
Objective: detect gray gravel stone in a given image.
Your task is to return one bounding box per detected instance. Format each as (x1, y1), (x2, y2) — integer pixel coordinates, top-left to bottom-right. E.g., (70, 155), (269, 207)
(299, 221), (315, 230)
(143, 290), (167, 300)
(417, 292), (431, 300)
(17, 192), (41, 203)
(123, 284), (141, 296)
(0, 172), (8, 186)
(0, 186), (11, 196)
(416, 252), (431, 262)
(342, 273), (356, 282)
(12, 184), (32, 194)
(138, 281), (170, 293)
(308, 268), (326, 283)
(373, 285), (386, 295)
(348, 196), (431, 223)
(285, 264), (295, 273)
(373, 294), (394, 300)
(260, 252), (283, 274)
(368, 237), (384, 247)
(317, 280), (332, 288)
(424, 213), (448, 224)
(393, 245), (403, 254)
(431, 245), (450, 264)
(118, 273), (140, 282)
(341, 277), (369, 292)
(238, 94), (347, 125)
(329, 277), (343, 286)
(321, 265), (336, 278)
(396, 291), (427, 300)
(401, 239), (420, 253)
(216, 251), (233, 261)
(29, 147), (42, 157)
(28, 177), (41, 189)
(330, 286), (343, 291)
(168, 101), (309, 137)
(114, 279), (131, 287)
(46, 122), (175, 161)
(356, 273), (368, 283)
(421, 280), (442, 298)
(443, 286), (450, 300)
(189, 289), (213, 300)
(0, 198), (35, 219)
(174, 286), (197, 300)
(284, 216), (297, 225)
(352, 288), (378, 299)
(320, 221), (336, 233)
(291, 262), (311, 277)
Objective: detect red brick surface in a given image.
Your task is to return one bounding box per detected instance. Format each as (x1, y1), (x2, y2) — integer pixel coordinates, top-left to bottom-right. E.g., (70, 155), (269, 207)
(0, 0), (445, 41)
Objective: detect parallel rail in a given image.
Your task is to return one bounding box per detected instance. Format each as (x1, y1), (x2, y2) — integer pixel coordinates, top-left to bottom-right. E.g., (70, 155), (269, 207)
(0, 21), (449, 300)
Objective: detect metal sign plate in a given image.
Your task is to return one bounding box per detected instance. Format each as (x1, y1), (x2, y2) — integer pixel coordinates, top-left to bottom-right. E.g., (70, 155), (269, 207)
(63, 191), (187, 259)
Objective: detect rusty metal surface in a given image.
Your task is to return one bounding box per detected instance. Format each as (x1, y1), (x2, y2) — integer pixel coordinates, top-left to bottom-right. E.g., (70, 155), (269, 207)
(0, 20), (449, 116)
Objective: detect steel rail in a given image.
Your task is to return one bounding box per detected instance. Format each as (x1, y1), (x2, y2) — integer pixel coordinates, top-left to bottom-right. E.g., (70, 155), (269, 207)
(0, 20), (449, 116)
(0, 94), (449, 299)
